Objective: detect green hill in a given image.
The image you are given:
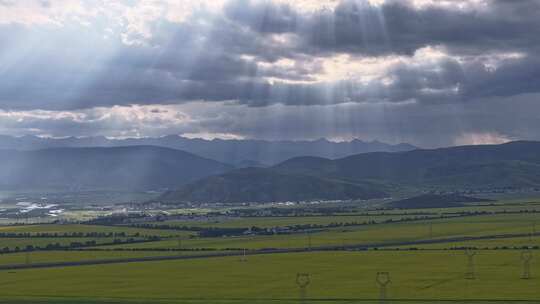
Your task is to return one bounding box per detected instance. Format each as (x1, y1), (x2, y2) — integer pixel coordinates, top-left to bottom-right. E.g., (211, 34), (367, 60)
(160, 167), (387, 204)
(0, 146), (232, 191)
(162, 141), (540, 204)
(274, 141), (540, 190)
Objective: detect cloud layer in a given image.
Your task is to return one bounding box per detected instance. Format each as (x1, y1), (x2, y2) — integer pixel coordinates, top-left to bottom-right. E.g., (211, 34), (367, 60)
(1, 0), (539, 146)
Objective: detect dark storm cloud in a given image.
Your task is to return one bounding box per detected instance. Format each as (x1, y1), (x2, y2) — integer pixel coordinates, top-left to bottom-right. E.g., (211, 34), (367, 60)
(1, 0), (540, 111)
(223, 0), (540, 56)
(1, 0), (540, 146)
(223, 0), (299, 34)
(297, 0), (540, 56)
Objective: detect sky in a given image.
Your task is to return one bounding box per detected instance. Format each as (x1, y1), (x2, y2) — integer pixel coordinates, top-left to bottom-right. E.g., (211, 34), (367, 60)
(1, 0), (539, 147)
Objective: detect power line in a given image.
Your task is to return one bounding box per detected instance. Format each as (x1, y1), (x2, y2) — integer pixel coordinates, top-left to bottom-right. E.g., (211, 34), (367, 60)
(306, 231), (312, 251)
(239, 248), (248, 262)
(25, 251), (31, 266)
(521, 249), (533, 280)
(376, 272), (391, 304)
(296, 273), (311, 304)
(465, 249), (477, 280)
(177, 237), (182, 256)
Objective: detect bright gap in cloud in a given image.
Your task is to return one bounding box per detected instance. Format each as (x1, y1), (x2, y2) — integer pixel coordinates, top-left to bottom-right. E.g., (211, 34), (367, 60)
(182, 132), (246, 140)
(454, 132), (513, 146)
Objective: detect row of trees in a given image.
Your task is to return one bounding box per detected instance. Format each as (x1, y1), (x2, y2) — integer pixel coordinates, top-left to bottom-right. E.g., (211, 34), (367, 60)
(0, 236), (162, 254)
(127, 215), (447, 238)
(0, 232), (142, 238)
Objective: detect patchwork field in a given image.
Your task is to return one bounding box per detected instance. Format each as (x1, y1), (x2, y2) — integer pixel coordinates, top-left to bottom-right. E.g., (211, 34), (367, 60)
(105, 213), (539, 250)
(0, 202), (538, 303)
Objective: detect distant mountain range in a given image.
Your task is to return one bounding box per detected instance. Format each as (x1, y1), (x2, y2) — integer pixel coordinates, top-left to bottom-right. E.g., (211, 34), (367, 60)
(3, 140), (540, 204)
(0, 146), (232, 191)
(162, 141), (540, 204)
(0, 135), (416, 166)
(273, 141), (540, 190)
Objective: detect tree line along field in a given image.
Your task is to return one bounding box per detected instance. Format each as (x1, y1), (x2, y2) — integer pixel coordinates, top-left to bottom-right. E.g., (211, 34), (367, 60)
(0, 201), (538, 303)
(139, 201), (540, 230)
(0, 224), (193, 255)
(102, 213), (539, 251)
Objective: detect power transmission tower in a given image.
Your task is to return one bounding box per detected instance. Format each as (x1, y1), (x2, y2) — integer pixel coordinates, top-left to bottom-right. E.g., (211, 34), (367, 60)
(296, 273), (311, 304)
(521, 250), (533, 280)
(239, 248), (248, 262)
(376, 272), (391, 304)
(465, 249), (477, 280)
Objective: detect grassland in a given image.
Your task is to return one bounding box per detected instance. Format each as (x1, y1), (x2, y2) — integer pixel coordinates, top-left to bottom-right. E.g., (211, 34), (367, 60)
(0, 250), (182, 266)
(140, 201), (540, 230)
(0, 224), (189, 237)
(146, 214), (421, 229)
(0, 251), (538, 303)
(0, 201), (538, 303)
(0, 224), (193, 254)
(104, 213), (539, 251)
(144, 202), (540, 229)
(393, 236), (539, 250)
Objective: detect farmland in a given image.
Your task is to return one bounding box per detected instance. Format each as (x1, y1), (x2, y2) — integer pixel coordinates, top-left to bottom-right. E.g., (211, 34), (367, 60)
(0, 200), (538, 303)
(0, 251), (538, 303)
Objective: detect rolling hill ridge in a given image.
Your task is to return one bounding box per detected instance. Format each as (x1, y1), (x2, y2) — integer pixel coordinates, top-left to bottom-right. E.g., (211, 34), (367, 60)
(0, 146), (232, 191)
(160, 167), (387, 204)
(162, 141), (540, 204)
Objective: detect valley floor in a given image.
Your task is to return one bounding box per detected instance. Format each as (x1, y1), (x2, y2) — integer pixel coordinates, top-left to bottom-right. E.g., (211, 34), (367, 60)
(0, 199), (538, 303)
